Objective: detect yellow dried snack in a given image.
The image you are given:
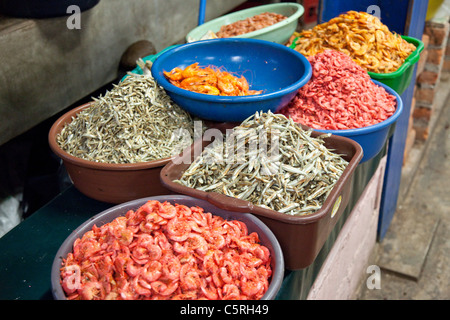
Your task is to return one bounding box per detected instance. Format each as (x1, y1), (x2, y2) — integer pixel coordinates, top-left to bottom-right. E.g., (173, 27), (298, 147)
(292, 11), (416, 73)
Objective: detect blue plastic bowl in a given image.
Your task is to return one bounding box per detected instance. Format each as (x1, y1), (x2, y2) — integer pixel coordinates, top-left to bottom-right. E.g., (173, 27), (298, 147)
(312, 80), (403, 163)
(151, 38), (312, 122)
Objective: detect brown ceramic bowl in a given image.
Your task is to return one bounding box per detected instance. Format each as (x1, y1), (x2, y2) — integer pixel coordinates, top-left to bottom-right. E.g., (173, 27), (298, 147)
(48, 102), (174, 204)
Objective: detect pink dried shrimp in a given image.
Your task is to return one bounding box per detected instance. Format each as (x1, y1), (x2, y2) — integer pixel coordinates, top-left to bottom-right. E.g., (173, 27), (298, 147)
(279, 49), (397, 130)
(60, 200), (272, 300)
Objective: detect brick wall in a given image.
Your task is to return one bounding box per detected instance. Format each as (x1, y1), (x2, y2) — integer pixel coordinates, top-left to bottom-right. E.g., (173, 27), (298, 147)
(404, 17), (450, 165)
(414, 19), (449, 141)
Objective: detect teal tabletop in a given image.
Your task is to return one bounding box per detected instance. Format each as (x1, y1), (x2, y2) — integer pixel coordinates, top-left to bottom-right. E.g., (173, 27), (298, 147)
(0, 187), (111, 300)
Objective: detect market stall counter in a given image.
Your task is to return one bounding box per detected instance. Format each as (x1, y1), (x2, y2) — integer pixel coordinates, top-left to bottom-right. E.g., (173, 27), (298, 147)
(0, 144), (386, 300)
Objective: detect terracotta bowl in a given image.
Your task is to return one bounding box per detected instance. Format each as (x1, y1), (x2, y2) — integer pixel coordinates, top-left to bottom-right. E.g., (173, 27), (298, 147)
(48, 102), (174, 204)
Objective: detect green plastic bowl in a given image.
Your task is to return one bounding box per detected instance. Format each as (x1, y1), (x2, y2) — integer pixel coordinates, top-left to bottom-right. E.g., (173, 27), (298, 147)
(368, 35), (424, 95)
(186, 3), (304, 44)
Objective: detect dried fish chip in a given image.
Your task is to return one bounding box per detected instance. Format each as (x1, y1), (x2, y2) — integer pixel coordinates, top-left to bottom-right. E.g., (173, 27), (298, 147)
(292, 11), (416, 73)
(57, 61), (195, 164)
(175, 111), (348, 216)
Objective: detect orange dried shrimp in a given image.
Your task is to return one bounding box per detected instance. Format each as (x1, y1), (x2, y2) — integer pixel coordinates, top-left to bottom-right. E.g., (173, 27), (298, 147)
(60, 200), (272, 300)
(163, 62), (262, 96)
(292, 11), (416, 73)
(216, 12), (287, 38)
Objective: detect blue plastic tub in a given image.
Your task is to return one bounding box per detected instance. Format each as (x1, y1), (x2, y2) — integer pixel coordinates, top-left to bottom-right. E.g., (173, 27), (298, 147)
(151, 38), (312, 122)
(312, 80), (403, 163)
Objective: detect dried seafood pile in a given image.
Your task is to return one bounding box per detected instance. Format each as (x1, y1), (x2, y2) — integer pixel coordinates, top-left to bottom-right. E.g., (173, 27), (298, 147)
(216, 12), (287, 38)
(175, 112), (349, 216)
(57, 61), (195, 164)
(163, 62), (262, 96)
(61, 200), (272, 300)
(292, 11), (416, 73)
(280, 50), (397, 130)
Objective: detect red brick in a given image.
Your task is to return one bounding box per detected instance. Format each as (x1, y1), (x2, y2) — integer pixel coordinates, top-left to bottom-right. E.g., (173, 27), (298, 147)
(415, 86), (436, 104)
(427, 47), (445, 65)
(413, 116), (431, 140)
(413, 106), (433, 121)
(416, 49), (428, 77)
(424, 21), (449, 46)
(414, 124), (429, 141)
(422, 34), (430, 49)
(417, 70), (439, 85)
(443, 59), (450, 71)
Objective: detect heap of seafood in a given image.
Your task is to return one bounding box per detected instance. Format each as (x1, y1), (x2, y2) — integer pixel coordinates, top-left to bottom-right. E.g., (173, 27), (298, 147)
(280, 49), (397, 130)
(292, 11), (416, 73)
(216, 12), (287, 38)
(175, 111), (349, 216)
(189, 12), (288, 42)
(60, 200), (272, 300)
(57, 61), (195, 164)
(163, 62), (262, 96)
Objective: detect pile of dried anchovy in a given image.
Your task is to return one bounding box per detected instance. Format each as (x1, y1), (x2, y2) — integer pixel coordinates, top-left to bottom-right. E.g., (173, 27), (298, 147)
(57, 61), (195, 164)
(175, 111), (349, 216)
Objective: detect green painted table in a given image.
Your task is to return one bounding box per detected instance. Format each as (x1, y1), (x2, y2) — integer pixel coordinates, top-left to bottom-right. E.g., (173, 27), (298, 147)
(0, 187), (111, 300)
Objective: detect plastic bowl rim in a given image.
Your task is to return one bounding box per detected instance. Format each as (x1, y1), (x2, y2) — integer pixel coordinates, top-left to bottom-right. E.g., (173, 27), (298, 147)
(367, 35), (425, 78)
(186, 2), (304, 41)
(151, 38), (312, 103)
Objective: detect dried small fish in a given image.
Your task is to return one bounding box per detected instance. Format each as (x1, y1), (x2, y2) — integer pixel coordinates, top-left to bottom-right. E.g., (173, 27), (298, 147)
(175, 111), (349, 216)
(57, 60), (195, 164)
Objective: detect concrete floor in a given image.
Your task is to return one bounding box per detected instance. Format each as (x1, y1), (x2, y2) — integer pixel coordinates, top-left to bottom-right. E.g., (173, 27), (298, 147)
(356, 73), (450, 300)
